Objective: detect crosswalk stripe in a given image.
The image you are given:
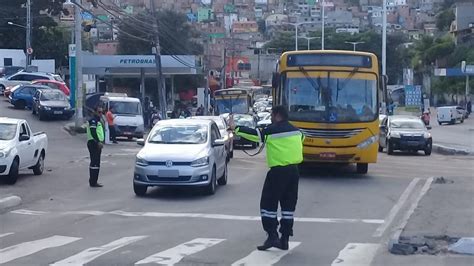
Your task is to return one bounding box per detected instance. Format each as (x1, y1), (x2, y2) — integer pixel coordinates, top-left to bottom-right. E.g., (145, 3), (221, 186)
(231, 242), (301, 266)
(0, 235), (80, 264)
(51, 235), (147, 265)
(330, 243), (379, 266)
(0, 233), (14, 238)
(135, 238), (225, 265)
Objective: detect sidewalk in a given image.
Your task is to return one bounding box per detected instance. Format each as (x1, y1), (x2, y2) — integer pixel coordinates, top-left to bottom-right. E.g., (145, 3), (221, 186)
(429, 109), (473, 155)
(372, 176), (474, 266)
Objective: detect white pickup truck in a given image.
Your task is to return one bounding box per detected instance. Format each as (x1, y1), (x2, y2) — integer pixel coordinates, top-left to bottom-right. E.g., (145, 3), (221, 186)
(0, 118), (48, 184)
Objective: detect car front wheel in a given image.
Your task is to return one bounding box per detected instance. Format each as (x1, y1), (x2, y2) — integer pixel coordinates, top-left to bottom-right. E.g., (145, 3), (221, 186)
(6, 158), (19, 185)
(133, 183), (147, 196)
(356, 163), (368, 174)
(424, 140), (432, 156)
(387, 140), (394, 155)
(205, 166), (217, 195)
(218, 162), (228, 186)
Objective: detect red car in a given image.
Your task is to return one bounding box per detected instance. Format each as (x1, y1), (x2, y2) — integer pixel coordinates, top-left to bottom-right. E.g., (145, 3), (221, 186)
(32, 80), (70, 96)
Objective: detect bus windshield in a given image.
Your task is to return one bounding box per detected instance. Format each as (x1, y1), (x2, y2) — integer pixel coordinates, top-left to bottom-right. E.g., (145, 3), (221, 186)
(215, 97), (249, 114)
(283, 71), (377, 123)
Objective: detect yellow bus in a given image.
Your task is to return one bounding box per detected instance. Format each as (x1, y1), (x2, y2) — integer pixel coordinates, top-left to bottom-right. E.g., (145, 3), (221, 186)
(272, 50), (385, 174)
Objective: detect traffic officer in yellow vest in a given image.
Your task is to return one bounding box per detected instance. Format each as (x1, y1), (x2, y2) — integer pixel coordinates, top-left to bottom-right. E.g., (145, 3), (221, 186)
(234, 106), (304, 251)
(86, 107), (105, 187)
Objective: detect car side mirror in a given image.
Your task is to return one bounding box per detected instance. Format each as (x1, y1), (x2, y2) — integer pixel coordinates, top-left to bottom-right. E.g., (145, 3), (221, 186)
(19, 134), (30, 141)
(213, 139), (225, 147)
(137, 138), (145, 146)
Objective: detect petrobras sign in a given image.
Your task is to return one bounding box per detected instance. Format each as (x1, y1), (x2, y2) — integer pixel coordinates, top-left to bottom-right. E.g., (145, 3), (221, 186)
(82, 55), (197, 69)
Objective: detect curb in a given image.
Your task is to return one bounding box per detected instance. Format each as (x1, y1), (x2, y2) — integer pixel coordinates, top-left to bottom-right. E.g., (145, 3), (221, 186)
(0, 196), (22, 213)
(432, 144), (472, 156)
(63, 123), (87, 136)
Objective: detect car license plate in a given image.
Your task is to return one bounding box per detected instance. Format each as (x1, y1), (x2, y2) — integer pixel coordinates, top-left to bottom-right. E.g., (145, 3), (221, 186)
(407, 141), (419, 146)
(320, 152), (336, 159)
(54, 111), (63, 114)
(123, 132), (132, 135)
(158, 170), (179, 177)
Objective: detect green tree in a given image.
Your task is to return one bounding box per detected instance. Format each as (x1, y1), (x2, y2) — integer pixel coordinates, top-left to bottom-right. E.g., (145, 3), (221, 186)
(0, 0), (69, 67)
(117, 10), (203, 55)
(436, 9), (455, 31)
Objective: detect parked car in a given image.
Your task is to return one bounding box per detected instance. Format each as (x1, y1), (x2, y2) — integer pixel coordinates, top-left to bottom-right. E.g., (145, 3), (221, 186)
(0, 118), (48, 184)
(189, 116), (234, 160)
(233, 114), (259, 148)
(378, 115), (432, 156)
(0, 71), (63, 95)
(0, 66), (24, 78)
(3, 84), (22, 98)
(9, 84), (51, 109)
(32, 89), (74, 120)
(257, 113), (272, 129)
(437, 106), (464, 125)
(32, 79), (70, 96)
(133, 119), (228, 196)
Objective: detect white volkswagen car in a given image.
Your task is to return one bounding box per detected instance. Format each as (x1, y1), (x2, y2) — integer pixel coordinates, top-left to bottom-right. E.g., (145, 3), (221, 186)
(133, 119), (228, 196)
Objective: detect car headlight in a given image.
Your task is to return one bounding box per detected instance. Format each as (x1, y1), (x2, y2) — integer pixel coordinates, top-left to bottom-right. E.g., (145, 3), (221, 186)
(390, 132), (401, 138)
(191, 156), (209, 167)
(357, 135), (378, 149)
(0, 148), (12, 158)
(42, 106), (51, 110)
(136, 156), (148, 166)
(423, 132), (431, 138)
(65, 104), (71, 110)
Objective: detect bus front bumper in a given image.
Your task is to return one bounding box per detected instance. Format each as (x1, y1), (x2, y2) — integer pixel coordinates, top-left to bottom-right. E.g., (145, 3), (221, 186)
(302, 143), (378, 164)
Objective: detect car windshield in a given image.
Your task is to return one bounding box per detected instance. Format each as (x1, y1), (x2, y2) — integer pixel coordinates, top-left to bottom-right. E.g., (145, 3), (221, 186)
(41, 91), (66, 101)
(283, 71), (378, 123)
(0, 123), (16, 140)
(215, 97), (248, 114)
(149, 124), (208, 144)
(234, 115), (255, 128)
(391, 119), (425, 129)
(110, 101), (142, 115)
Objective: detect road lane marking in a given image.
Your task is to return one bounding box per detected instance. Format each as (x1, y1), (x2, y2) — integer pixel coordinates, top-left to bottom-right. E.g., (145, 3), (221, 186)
(389, 177), (434, 246)
(231, 242), (300, 266)
(372, 178), (420, 237)
(135, 238), (225, 265)
(10, 209), (48, 215)
(330, 243), (379, 266)
(0, 235), (80, 264)
(51, 235), (147, 265)
(11, 209), (384, 225)
(0, 233), (14, 238)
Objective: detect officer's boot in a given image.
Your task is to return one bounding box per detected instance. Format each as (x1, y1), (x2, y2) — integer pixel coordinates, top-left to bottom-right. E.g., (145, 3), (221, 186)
(257, 232), (280, 251)
(280, 234), (290, 250)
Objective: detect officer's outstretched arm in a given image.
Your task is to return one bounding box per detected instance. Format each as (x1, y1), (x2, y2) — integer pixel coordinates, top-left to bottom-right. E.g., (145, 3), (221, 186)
(235, 126), (263, 144)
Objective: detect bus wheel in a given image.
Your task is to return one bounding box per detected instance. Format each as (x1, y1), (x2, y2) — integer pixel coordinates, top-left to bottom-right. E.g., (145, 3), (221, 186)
(356, 163), (368, 174)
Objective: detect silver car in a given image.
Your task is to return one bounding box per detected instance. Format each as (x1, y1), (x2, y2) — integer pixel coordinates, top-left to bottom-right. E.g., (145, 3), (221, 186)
(133, 119), (228, 196)
(188, 116), (234, 160)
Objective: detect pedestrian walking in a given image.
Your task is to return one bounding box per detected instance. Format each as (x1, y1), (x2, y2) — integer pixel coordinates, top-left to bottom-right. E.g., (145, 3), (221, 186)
(234, 106), (304, 251)
(106, 107), (118, 144)
(86, 107), (105, 187)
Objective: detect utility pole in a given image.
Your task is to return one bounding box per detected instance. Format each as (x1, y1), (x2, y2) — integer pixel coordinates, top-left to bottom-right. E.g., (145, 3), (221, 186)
(382, 0), (387, 76)
(74, 0), (84, 128)
(150, 0), (166, 120)
(26, 0), (31, 67)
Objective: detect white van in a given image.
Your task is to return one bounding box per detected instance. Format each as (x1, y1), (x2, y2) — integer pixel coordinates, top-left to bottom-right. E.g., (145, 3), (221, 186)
(437, 106), (464, 125)
(100, 93), (144, 139)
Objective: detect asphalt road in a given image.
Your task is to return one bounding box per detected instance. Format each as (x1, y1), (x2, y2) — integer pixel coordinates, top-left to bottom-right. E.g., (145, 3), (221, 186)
(429, 109), (474, 151)
(0, 98), (472, 266)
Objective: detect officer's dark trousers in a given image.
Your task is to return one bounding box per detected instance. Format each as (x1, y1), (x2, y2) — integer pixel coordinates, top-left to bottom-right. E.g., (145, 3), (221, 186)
(260, 164), (299, 237)
(87, 140), (102, 186)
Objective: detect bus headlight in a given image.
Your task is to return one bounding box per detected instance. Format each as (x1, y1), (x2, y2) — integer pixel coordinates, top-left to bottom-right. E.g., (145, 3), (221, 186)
(357, 136), (378, 149)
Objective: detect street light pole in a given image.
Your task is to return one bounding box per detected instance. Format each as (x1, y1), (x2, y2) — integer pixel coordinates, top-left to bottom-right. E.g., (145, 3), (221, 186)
(282, 22), (315, 51)
(26, 0), (31, 67)
(382, 0), (387, 75)
(345, 41), (365, 51)
(74, 0), (84, 128)
(301, 36), (320, 50)
(321, 0), (325, 50)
